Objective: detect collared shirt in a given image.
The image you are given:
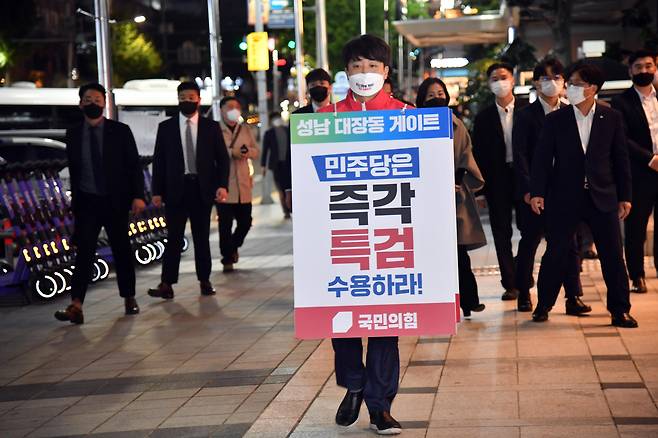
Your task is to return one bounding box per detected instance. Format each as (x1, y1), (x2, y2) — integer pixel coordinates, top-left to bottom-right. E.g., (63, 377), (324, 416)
(495, 98), (515, 163)
(80, 118), (105, 195)
(573, 102), (596, 154)
(634, 86), (658, 154)
(179, 112), (199, 174)
(538, 95), (561, 115)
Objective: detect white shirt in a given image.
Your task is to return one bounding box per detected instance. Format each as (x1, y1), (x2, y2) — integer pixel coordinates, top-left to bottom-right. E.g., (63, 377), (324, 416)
(634, 86), (658, 154)
(179, 112), (199, 174)
(573, 102), (596, 154)
(495, 98), (515, 163)
(538, 95), (561, 115)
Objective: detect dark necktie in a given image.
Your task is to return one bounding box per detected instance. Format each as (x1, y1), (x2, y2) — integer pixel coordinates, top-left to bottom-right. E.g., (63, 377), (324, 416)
(185, 119), (197, 174)
(89, 126), (105, 193)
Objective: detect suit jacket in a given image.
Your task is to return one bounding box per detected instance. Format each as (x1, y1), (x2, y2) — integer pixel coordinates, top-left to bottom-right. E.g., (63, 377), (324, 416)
(151, 115), (229, 206)
(610, 87), (658, 185)
(530, 104), (632, 216)
(281, 104), (316, 191)
(261, 126), (289, 171)
(472, 102), (519, 198)
(65, 118), (144, 213)
(512, 99), (566, 199)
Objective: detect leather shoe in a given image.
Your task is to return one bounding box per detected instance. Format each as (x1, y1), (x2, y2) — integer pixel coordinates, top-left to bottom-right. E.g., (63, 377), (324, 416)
(611, 312), (638, 328)
(124, 297), (140, 315)
(335, 389), (363, 427)
(200, 281), (216, 296)
(630, 277), (647, 294)
(565, 297), (592, 316)
(54, 304), (84, 324)
(501, 288), (519, 301)
(369, 411), (402, 435)
(148, 283), (174, 299)
(517, 294), (533, 312)
(463, 303), (485, 317)
(532, 305), (551, 322)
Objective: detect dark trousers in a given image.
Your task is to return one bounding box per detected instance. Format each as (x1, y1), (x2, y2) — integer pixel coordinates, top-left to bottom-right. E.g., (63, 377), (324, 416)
(624, 178), (658, 279)
(217, 202), (253, 265)
(538, 193), (630, 314)
(484, 166), (520, 290)
(332, 337), (399, 412)
(71, 192), (134, 304)
(515, 201), (582, 298)
(161, 176), (212, 284)
(273, 165), (291, 215)
(458, 245), (480, 311)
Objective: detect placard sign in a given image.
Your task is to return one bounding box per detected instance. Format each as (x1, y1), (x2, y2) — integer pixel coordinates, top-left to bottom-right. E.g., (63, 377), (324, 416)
(291, 107), (459, 339)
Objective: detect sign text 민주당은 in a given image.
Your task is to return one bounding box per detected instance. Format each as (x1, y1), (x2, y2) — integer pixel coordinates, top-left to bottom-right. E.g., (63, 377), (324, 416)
(291, 107), (459, 339)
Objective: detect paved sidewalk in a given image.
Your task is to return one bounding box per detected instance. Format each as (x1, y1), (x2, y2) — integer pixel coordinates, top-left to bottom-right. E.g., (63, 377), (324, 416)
(0, 204), (657, 437)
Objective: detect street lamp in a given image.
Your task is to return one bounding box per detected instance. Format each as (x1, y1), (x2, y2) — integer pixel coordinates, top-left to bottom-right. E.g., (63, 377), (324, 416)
(133, 15), (146, 24)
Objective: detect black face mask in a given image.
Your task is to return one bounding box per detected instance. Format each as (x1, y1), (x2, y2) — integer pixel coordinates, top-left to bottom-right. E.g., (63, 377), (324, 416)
(179, 101), (198, 116)
(82, 103), (104, 119)
(423, 97), (449, 108)
(632, 72), (654, 87)
(309, 86), (329, 103)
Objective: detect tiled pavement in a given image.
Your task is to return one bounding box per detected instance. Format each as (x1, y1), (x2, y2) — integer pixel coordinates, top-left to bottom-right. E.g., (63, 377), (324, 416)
(0, 204), (657, 437)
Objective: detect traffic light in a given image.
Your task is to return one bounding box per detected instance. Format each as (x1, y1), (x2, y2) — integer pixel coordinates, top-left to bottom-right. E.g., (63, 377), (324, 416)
(239, 40), (248, 51)
(287, 40), (296, 49)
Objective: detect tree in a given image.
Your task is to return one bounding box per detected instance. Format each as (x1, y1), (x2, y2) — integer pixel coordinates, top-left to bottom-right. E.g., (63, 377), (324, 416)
(508, 0), (573, 65)
(111, 23), (162, 85)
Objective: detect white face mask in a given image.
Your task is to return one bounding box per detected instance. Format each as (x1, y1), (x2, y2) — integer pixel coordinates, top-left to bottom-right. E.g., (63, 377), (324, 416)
(271, 118), (283, 127)
(348, 72), (385, 97)
(489, 79), (512, 97)
(539, 79), (564, 97)
(225, 108), (241, 122)
(566, 84), (587, 106)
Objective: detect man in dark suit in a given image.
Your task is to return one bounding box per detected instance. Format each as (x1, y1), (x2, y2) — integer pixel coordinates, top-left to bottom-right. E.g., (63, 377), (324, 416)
(55, 83), (145, 324)
(529, 62), (637, 328)
(513, 59), (590, 315)
(282, 68), (333, 209)
(472, 62), (521, 301)
(148, 82), (230, 299)
(611, 50), (658, 294)
(261, 112), (291, 218)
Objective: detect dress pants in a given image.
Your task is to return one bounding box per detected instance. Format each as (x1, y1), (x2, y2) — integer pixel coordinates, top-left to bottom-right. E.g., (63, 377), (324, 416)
(161, 176), (212, 284)
(273, 164), (291, 215)
(332, 337), (399, 412)
(217, 202), (253, 265)
(71, 192), (135, 303)
(484, 166), (520, 290)
(515, 201), (582, 298)
(624, 175), (658, 280)
(458, 245), (480, 311)
(537, 193), (631, 314)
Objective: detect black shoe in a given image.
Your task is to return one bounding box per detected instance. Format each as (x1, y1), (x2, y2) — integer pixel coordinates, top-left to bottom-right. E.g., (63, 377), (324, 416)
(200, 281), (216, 296)
(565, 297), (592, 316)
(369, 411), (402, 435)
(611, 313), (638, 328)
(630, 277), (647, 294)
(501, 288), (519, 301)
(148, 283), (174, 299)
(532, 305), (551, 322)
(517, 294), (533, 312)
(583, 250), (598, 259)
(335, 389), (363, 427)
(463, 303), (485, 318)
(124, 297), (140, 315)
(54, 304), (84, 325)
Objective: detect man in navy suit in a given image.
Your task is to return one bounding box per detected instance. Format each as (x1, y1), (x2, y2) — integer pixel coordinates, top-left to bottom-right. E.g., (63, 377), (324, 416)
(611, 50), (658, 294)
(512, 58), (590, 315)
(529, 62), (638, 328)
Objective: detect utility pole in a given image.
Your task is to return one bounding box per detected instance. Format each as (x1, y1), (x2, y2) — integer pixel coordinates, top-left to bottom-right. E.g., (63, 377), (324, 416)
(293, 0), (306, 106)
(272, 49), (280, 110)
(207, 0), (223, 121)
(316, 0), (329, 73)
(360, 0), (366, 35)
(254, 0), (269, 131)
(93, 0), (114, 119)
(384, 0), (389, 45)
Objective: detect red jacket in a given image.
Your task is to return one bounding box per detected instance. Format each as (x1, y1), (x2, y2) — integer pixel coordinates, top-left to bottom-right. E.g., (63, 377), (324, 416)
(318, 89), (411, 113)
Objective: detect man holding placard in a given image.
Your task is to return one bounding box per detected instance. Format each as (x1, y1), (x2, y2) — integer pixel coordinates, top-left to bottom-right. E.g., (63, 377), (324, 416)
(290, 35), (459, 435)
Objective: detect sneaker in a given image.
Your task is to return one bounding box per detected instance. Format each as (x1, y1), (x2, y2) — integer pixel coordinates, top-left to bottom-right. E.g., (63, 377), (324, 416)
(369, 411), (401, 435)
